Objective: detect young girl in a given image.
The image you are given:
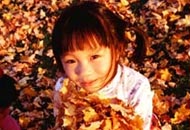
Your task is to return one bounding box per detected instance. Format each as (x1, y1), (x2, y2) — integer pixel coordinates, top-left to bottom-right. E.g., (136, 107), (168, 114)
(51, 1), (154, 130)
(0, 68), (20, 130)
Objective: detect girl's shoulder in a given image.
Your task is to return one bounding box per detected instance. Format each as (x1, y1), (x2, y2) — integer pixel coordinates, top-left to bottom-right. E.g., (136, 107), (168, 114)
(121, 65), (151, 91)
(122, 65), (148, 81)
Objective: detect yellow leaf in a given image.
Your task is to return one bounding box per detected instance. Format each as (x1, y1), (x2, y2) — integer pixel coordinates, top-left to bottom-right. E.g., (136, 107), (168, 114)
(169, 14), (180, 22)
(63, 116), (74, 127)
(121, 0), (129, 6)
(102, 118), (112, 130)
(40, 9), (46, 19)
(162, 10), (170, 17)
(64, 102), (76, 116)
(176, 14), (190, 26)
(161, 123), (172, 130)
(59, 78), (69, 94)
(171, 104), (190, 124)
(79, 121), (102, 130)
(2, 0), (10, 5)
(153, 90), (170, 115)
(0, 35), (6, 47)
(38, 67), (46, 75)
(182, 92), (190, 103)
(159, 68), (172, 81)
(2, 12), (12, 20)
(146, 46), (156, 56)
(19, 116), (31, 128)
(82, 106), (99, 122)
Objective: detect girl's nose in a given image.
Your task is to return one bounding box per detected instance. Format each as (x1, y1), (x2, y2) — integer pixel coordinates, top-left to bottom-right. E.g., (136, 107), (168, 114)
(75, 62), (91, 76)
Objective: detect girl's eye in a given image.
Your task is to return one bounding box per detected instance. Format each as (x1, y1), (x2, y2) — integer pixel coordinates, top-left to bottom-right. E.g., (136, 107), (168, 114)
(65, 59), (76, 64)
(90, 55), (100, 60)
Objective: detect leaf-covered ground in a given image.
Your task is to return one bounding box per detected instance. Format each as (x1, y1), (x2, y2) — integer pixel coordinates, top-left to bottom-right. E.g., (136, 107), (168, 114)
(0, 0), (190, 130)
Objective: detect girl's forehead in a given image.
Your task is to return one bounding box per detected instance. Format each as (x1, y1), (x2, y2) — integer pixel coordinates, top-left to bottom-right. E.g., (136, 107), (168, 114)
(63, 44), (105, 55)
(68, 35), (104, 50)
(61, 46), (111, 57)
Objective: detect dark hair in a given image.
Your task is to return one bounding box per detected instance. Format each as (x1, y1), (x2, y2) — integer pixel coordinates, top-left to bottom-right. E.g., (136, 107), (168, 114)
(51, 1), (147, 72)
(0, 74), (18, 108)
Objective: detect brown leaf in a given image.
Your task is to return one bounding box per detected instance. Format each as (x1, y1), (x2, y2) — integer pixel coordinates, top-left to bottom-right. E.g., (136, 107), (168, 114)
(22, 86), (38, 97)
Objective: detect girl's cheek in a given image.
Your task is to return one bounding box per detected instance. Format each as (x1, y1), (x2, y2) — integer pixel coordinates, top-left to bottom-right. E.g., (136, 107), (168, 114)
(94, 60), (108, 70)
(64, 65), (76, 75)
(63, 63), (71, 71)
(63, 66), (71, 74)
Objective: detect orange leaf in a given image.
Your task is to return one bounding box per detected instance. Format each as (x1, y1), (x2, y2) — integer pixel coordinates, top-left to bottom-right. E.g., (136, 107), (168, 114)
(22, 86), (38, 97)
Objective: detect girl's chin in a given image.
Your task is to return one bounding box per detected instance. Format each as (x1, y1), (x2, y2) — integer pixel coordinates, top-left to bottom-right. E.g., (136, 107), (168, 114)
(77, 79), (106, 93)
(82, 85), (104, 93)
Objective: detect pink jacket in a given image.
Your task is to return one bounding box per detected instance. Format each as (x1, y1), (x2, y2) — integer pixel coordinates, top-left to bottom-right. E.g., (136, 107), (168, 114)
(0, 115), (20, 130)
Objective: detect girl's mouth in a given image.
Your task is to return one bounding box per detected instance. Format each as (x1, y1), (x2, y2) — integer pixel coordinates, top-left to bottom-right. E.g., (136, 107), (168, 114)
(79, 79), (105, 93)
(80, 80), (96, 87)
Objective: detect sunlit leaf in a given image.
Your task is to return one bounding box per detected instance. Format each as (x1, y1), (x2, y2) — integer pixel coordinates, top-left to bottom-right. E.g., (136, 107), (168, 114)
(22, 86), (38, 97)
(158, 68), (172, 81)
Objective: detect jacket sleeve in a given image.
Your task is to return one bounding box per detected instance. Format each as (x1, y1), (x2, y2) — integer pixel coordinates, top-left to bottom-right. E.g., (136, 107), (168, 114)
(127, 77), (154, 130)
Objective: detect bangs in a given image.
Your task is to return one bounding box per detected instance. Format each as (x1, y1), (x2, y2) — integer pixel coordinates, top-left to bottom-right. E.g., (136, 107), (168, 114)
(62, 30), (106, 52)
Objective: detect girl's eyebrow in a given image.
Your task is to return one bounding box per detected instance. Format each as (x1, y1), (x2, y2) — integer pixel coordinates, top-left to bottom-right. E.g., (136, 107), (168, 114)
(61, 52), (74, 58)
(90, 46), (105, 52)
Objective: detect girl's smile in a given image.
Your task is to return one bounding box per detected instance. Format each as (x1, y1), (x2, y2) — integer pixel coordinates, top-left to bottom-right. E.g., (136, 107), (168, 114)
(80, 79), (98, 87)
(61, 46), (112, 93)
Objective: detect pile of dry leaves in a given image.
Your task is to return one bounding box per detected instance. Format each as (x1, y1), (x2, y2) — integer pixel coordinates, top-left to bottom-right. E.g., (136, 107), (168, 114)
(53, 79), (143, 130)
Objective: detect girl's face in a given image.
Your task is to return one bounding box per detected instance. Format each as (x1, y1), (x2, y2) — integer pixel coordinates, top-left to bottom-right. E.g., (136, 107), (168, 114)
(61, 46), (112, 93)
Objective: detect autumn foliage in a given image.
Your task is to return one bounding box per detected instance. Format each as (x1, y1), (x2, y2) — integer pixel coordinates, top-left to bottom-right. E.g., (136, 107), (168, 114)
(53, 79), (143, 130)
(0, 0), (190, 130)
